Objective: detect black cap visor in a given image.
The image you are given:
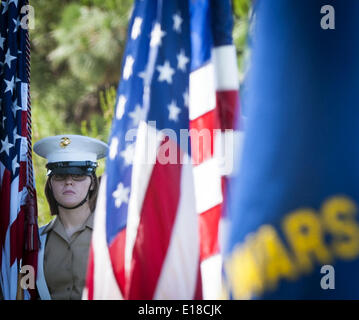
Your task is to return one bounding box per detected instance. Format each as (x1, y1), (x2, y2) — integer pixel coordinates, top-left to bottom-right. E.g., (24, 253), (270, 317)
(47, 161), (97, 176)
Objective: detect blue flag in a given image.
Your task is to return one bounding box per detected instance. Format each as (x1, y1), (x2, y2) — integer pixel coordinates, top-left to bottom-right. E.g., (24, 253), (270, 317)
(223, 0), (359, 299)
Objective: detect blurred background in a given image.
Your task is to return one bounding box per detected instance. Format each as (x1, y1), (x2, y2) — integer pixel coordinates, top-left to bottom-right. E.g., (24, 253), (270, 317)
(28, 0), (251, 225)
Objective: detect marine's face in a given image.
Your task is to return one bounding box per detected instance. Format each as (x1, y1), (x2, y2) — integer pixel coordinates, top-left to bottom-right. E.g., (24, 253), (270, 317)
(50, 174), (92, 208)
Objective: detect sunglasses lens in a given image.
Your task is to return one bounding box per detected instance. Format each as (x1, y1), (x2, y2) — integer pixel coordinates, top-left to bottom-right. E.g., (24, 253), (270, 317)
(52, 174), (65, 181)
(52, 174), (87, 181)
(72, 175), (87, 181)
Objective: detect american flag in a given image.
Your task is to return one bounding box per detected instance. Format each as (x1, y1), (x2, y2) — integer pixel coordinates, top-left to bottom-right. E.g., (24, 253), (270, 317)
(84, 0), (239, 300)
(188, 0), (239, 299)
(0, 0), (39, 300)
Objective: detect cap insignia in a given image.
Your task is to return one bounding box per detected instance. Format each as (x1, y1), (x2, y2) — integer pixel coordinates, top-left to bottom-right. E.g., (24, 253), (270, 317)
(60, 137), (71, 148)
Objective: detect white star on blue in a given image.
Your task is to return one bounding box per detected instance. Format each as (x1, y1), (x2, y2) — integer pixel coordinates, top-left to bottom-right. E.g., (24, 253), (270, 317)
(1, 0), (29, 180)
(105, 0), (191, 245)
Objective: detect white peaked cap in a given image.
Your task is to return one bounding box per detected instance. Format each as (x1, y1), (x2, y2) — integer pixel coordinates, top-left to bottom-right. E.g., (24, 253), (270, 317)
(33, 135), (108, 163)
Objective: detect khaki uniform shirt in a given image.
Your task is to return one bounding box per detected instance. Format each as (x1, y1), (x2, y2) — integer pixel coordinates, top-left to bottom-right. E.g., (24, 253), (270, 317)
(41, 213), (93, 300)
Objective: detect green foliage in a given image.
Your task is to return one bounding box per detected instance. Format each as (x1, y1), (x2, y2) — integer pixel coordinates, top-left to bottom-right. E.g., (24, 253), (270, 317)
(30, 0), (131, 125)
(233, 0), (251, 18)
(80, 86), (116, 179)
(30, 0), (132, 225)
(232, 0), (251, 79)
(49, 5), (125, 85)
(29, 0), (251, 225)
(80, 86), (115, 143)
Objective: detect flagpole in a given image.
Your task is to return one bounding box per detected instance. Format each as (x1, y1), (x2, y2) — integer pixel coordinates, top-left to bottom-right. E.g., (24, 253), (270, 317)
(23, 0), (39, 299)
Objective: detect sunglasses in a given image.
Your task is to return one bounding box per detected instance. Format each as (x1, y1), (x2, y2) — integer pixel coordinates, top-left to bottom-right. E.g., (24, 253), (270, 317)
(51, 174), (89, 182)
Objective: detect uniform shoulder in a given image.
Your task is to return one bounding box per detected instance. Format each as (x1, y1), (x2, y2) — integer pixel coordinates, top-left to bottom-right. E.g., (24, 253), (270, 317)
(39, 218), (57, 235)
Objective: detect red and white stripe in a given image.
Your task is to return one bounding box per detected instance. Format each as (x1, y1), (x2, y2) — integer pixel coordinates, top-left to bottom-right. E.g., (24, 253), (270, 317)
(0, 83), (34, 300)
(84, 122), (202, 300)
(189, 44), (239, 299)
(83, 175), (123, 300)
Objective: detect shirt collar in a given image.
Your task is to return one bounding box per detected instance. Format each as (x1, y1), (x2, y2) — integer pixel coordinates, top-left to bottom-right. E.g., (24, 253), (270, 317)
(40, 212), (94, 235)
(84, 212), (94, 230)
(41, 217), (57, 235)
